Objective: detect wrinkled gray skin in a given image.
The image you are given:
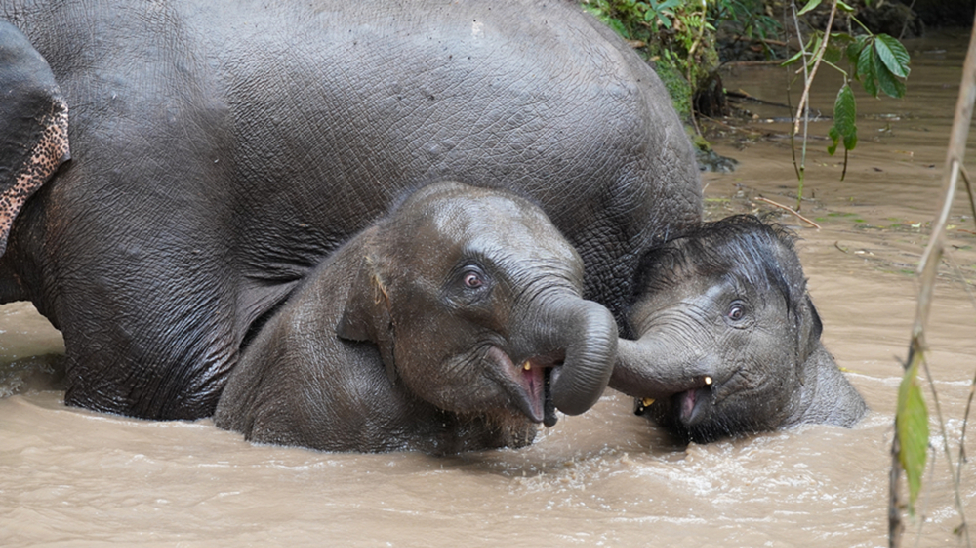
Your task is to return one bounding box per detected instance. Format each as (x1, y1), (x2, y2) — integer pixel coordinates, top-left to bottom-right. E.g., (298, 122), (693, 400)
(0, 1), (701, 420)
(610, 216), (867, 443)
(215, 182), (617, 454)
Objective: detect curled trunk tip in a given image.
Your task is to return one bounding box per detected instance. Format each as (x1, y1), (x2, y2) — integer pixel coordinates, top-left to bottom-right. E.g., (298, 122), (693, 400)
(548, 300), (617, 416)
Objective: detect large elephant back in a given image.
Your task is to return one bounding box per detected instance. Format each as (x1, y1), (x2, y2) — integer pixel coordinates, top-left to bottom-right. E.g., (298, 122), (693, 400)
(0, 0), (701, 419)
(214, 0), (703, 320)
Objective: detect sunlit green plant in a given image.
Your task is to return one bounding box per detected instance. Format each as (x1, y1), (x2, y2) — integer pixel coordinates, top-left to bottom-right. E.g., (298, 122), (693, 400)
(582, 0), (720, 117)
(582, 0), (788, 122)
(647, 0), (683, 29)
(782, 0), (911, 208)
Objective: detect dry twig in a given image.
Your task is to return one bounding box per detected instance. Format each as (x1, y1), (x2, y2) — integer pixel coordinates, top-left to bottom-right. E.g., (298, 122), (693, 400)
(754, 196), (822, 228)
(890, 15), (976, 548)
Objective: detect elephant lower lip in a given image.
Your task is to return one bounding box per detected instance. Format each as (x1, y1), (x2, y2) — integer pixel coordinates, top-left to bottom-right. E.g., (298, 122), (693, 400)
(677, 386), (710, 426)
(487, 347), (557, 425)
(543, 368), (557, 427)
(519, 362), (547, 424)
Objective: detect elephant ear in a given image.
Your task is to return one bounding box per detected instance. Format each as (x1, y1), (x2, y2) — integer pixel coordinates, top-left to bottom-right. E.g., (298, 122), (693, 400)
(336, 244), (398, 383)
(796, 294), (824, 365)
(0, 22), (70, 257)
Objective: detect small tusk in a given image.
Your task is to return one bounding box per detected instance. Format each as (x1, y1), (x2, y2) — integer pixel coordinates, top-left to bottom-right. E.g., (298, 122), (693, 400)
(704, 376), (712, 386)
(641, 397), (655, 407)
(523, 362), (531, 371)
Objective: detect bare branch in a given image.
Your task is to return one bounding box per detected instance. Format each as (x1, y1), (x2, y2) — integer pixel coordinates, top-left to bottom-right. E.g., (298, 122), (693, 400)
(754, 196), (822, 228)
(891, 15), (976, 548)
(791, 1), (838, 136)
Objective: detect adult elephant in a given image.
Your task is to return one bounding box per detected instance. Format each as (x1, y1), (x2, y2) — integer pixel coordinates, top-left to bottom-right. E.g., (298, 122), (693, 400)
(0, 0), (702, 420)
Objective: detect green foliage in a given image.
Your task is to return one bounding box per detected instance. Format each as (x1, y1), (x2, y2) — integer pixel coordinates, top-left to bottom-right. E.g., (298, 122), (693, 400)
(582, 0), (710, 114)
(582, 0), (656, 42)
(897, 353), (929, 514)
(654, 59), (694, 118)
(797, 0), (821, 15)
(843, 33), (911, 99)
(783, 8), (911, 181)
(584, 0), (912, 185)
(785, 30), (911, 100)
(797, 0), (855, 16)
(647, 0), (682, 29)
(828, 83), (857, 156)
(709, 0), (781, 47)
(583, 0), (771, 117)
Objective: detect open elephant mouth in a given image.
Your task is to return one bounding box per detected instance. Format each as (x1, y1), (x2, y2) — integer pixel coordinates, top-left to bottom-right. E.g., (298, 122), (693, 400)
(674, 386), (708, 426)
(674, 375), (714, 427)
(487, 347), (562, 427)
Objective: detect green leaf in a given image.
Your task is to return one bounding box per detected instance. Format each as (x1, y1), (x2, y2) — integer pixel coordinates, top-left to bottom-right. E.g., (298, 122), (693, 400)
(857, 44), (878, 98)
(875, 33), (912, 78)
(843, 126), (858, 151)
(829, 32), (856, 47)
(847, 35), (869, 68)
(828, 83), (858, 155)
(824, 44), (843, 65)
(833, 84), (857, 136)
(897, 358), (929, 514)
(808, 33), (825, 58)
(781, 48), (806, 66)
(606, 18), (631, 39)
(874, 48), (907, 98)
(797, 0), (822, 16)
(836, 0), (855, 12)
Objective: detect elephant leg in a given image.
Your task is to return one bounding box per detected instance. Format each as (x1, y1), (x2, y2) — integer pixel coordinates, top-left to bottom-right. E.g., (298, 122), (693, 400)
(54, 250), (240, 420)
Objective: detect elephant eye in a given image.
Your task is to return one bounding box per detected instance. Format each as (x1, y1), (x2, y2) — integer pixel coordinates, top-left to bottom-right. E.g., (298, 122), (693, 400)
(464, 271), (484, 289)
(459, 265), (488, 291)
(727, 302), (745, 321)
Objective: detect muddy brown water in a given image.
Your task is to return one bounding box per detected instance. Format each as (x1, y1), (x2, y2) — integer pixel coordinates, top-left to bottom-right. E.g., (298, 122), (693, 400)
(2, 29), (976, 547)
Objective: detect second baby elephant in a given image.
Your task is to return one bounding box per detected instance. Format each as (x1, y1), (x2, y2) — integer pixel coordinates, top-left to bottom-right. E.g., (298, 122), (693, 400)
(214, 182), (617, 454)
(610, 216), (867, 443)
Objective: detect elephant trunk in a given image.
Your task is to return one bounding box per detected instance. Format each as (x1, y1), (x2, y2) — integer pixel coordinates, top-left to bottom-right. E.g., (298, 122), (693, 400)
(519, 298), (617, 417)
(610, 336), (711, 400)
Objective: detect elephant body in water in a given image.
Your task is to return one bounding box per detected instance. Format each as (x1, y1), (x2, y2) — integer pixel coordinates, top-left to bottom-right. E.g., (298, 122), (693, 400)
(0, 1), (701, 420)
(611, 216), (868, 443)
(216, 182), (617, 454)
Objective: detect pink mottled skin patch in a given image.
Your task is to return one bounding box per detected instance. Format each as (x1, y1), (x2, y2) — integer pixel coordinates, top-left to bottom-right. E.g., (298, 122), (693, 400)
(0, 102), (69, 256)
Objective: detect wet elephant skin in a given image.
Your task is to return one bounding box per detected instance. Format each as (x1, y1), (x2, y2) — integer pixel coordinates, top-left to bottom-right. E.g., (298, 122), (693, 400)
(215, 182), (618, 454)
(611, 216), (867, 443)
(0, 1), (702, 419)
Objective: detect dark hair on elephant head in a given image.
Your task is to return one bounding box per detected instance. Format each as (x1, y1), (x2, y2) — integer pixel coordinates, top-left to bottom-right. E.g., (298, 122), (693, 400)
(631, 215), (815, 338)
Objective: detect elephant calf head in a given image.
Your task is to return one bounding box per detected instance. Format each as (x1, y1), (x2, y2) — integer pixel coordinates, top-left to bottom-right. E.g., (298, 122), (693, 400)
(215, 181), (617, 454)
(611, 215), (867, 443)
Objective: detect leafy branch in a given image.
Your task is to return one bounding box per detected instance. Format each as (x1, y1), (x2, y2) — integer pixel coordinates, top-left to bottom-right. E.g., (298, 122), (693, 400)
(783, 0), (911, 210)
(890, 18), (976, 548)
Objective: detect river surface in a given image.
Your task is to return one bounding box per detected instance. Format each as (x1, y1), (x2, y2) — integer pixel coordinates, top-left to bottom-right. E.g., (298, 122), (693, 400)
(2, 29), (975, 548)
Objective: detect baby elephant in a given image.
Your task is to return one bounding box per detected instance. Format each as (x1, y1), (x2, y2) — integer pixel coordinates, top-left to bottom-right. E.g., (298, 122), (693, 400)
(215, 182), (617, 454)
(610, 216), (867, 443)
